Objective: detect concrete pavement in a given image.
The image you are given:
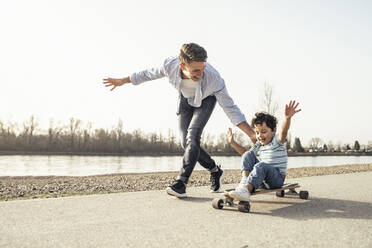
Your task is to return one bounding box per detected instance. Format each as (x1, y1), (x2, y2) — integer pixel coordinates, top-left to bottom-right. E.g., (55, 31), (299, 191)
(1, 171), (372, 247)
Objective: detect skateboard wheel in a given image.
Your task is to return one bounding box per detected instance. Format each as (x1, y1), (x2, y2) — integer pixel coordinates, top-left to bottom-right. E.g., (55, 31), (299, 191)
(212, 198), (224, 209)
(276, 190), (285, 197)
(238, 201), (250, 213)
(299, 190), (309, 199)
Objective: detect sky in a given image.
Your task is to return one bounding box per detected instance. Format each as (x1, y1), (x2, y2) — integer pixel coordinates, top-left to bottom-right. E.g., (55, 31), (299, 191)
(0, 0), (371, 147)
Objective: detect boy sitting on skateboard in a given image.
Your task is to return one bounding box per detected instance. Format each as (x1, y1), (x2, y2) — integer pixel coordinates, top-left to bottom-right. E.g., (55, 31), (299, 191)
(227, 101), (301, 201)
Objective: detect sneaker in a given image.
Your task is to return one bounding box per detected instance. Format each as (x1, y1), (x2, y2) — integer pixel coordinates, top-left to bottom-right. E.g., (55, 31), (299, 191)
(229, 184), (250, 202)
(166, 180), (187, 198)
(210, 165), (224, 193)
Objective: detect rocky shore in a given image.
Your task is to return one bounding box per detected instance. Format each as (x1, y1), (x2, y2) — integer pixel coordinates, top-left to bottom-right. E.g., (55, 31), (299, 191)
(1, 163), (371, 201)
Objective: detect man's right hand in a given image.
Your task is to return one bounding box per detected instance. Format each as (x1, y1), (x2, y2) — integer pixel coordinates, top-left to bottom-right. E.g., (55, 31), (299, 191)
(103, 77), (130, 91)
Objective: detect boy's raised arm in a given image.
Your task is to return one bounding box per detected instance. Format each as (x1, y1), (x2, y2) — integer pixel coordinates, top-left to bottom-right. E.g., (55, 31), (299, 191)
(279, 100), (301, 143)
(227, 128), (248, 155)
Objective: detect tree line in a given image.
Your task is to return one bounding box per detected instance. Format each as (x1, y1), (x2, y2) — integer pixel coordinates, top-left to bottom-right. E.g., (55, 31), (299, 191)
(0, 116), (370, 155)
(0, 117), (237, 155)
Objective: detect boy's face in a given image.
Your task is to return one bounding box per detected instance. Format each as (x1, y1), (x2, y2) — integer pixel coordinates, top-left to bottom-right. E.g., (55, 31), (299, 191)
(254, 122), (276, 146)
(180, 61), (205, 82)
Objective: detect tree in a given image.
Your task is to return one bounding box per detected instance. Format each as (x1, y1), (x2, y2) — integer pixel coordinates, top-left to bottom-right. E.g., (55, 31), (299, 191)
(83, 122), (92, 150)
(22, 115), (38, 145)
(354, 140), (360, 151)
(114, 119), (124, 151)
(292, 137), (304, 152)
(309, 137), (323, 150)
(69, 118), (81, 151)
(327, 140), (335, 152)
(336, 141), (342, 152)
(167, 128), (177, 152)
(201, 133), (215, 151)
(323, 144), (328, 151)
(259, 81), (280, 116)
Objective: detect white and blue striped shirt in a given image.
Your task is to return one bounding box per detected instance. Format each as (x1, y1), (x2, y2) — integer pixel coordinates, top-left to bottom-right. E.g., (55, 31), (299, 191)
(129, 57), (246, 126)
(250, 134), (288, 175)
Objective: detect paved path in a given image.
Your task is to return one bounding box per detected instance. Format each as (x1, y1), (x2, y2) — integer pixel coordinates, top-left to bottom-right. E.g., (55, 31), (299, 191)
(1, 172), (372, 248)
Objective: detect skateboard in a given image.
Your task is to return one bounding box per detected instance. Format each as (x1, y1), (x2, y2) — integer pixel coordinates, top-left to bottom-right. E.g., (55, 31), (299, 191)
(212, 183), (309, 213)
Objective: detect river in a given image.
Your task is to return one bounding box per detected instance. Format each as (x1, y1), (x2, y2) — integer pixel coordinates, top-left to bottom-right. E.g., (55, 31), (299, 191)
(1, 155), (372, 176)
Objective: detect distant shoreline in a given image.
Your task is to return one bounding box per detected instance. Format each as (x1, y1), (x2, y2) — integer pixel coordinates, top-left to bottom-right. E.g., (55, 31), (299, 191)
(0, 150), (371, 157)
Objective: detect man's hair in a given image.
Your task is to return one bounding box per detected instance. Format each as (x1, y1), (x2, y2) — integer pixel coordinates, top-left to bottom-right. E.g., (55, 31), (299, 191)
(251, 112), (278, 131)
(179, 43), (208, 65)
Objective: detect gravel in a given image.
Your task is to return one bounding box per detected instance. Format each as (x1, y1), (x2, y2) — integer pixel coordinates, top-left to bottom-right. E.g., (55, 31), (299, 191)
(1, 163), (371, 201)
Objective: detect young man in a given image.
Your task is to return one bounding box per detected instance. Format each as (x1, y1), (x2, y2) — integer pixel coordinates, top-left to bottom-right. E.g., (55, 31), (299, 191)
(103, 43), (256, 198)
(227, 100), (301, 201)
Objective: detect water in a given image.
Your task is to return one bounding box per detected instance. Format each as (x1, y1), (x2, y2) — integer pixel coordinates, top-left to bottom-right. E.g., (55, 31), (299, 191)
(1, 155), (372, 177)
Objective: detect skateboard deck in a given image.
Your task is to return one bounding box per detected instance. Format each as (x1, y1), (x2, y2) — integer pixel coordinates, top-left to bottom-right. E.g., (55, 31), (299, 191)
(212, 183), (309, 213)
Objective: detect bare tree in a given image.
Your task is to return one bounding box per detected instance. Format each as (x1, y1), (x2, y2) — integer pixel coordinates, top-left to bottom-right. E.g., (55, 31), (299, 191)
(167, 128), (177, 151)
(336, 141), (342, 151)
(83, 122), (92, 151)
(259, 81), (280, 116)
(309, 137), (323, 150)
(22, 116), (38, 145)
(201, 132), (215, 151)
(327, 140), (335, 152)
(114, 119), (124, 151)
(69, 118), (81, 151)
(368, 141), (372, 151)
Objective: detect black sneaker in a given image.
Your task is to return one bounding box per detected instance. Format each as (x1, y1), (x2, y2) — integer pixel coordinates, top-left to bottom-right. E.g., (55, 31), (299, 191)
(210, 166), (224, 193)
(166, 180), (187, 198)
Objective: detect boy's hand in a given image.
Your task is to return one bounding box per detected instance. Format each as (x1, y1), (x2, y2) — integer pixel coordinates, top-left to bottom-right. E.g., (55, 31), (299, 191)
(285, 100), (301, 119)
(227, 128), (234, 144)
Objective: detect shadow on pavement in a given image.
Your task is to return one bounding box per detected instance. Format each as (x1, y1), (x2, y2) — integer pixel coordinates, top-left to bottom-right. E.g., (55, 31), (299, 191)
(251, 197), (372, 220)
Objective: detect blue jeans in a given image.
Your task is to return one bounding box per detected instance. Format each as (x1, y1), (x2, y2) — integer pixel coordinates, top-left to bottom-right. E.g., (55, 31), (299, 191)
(242, 151), (285, 191)
(176, 94), (217, 183)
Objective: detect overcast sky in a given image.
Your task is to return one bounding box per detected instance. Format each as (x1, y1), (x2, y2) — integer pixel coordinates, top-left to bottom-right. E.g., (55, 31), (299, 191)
(1, 0), (371, 146)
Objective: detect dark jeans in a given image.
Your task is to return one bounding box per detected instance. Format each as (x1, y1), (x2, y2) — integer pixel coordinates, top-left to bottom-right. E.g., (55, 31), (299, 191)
(176, 94), (217, 183)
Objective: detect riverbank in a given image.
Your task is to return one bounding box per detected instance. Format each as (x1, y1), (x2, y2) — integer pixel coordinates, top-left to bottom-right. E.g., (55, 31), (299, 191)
(1, 163), (372, 201)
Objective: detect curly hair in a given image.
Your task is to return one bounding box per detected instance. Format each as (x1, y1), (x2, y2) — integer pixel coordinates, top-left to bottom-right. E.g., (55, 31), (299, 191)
(251, 112), (277, 131)
(179, 43), (208, 65)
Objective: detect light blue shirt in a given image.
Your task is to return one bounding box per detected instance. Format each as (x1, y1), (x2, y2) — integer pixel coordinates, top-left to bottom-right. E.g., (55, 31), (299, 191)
(250, 134), (288, 175)
(129, 57), (246, 126)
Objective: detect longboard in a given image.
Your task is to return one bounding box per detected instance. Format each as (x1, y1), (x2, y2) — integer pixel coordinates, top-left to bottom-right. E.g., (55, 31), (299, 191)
(212, 183), (309, 213)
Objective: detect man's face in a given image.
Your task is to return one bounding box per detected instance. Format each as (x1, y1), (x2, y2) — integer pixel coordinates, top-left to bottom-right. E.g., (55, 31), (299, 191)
(254, 122), (276, 146)
(181, 61), (205, 82)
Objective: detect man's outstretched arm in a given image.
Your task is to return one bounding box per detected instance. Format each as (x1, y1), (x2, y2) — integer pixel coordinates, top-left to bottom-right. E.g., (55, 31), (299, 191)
(237, 121), (257, 144)
(103, 77), (131, 91)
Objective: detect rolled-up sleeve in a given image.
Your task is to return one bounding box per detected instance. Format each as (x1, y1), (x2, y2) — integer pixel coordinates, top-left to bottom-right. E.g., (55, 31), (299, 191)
(214, 81), (246, 126)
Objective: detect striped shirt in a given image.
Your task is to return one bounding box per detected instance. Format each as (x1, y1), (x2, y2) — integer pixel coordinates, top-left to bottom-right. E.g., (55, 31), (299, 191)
(250, 134), (288, 175)
(129, 57), (246, 126)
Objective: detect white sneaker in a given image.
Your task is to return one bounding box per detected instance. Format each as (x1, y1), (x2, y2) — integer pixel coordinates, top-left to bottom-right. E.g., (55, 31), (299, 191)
(229, 184), (250, 202)
(232, 177), (248, 193)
